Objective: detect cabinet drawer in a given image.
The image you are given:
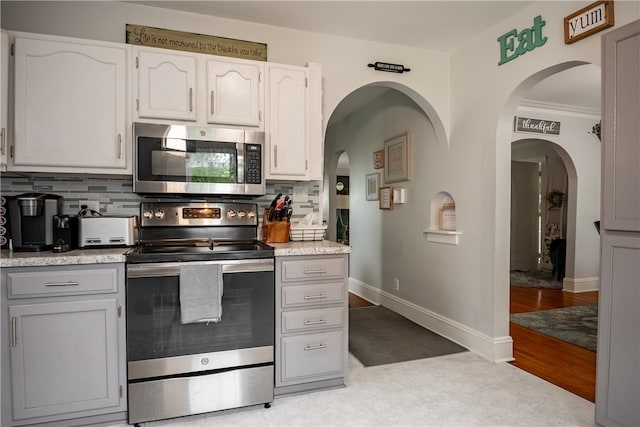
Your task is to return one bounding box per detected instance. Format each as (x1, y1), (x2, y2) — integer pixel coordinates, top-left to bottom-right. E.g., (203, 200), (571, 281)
(281, 282), (344, 307)
(280, 330), (344, 382)
(281, 256), (346, 282)
(282, 307), (345, 333)
(8, 266), (119, 298)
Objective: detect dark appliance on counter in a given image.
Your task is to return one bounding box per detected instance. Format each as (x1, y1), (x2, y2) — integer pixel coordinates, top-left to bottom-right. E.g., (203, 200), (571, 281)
(7, 193), (63, 251)
(133, 122), (265, 197)
(125, 201), (274, 425)
(52, 215), (78, 253)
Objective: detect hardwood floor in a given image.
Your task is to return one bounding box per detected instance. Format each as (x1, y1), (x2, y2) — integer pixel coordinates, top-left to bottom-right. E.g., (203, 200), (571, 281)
(509, 286), (599, 402)
(348, 289), (598, 402)
(348, 292), (375, 309)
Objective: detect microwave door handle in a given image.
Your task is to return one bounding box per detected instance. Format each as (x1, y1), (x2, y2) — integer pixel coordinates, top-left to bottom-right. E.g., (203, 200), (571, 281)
(237, 142), (244, 184)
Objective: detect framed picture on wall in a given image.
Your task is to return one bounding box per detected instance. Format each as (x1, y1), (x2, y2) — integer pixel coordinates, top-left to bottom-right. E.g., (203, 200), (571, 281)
(366, 173), (380, 201)
(373, 150), (384, 169)
(379, 186), (394, 210)
(384, 132), (411, 183)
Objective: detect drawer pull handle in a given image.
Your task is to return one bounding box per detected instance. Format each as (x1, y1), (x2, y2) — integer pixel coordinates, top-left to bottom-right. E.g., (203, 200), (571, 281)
(303, 269), (326, 275)
(44, 281), (80, 287)
(303, 319), (327, 325)
(304, 343), (327, 351)
(304, 293), (327, 300)
(211, 90), (215, 114)
(189, 87), (193, 112)
(11, 317), (17, 347)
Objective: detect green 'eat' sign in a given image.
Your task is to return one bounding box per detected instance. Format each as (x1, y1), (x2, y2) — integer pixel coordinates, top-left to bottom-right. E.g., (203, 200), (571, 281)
(497, 15), (548, 66)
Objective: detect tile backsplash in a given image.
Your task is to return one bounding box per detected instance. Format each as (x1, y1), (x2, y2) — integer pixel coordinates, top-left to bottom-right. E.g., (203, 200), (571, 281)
(1, 174), (320, 223)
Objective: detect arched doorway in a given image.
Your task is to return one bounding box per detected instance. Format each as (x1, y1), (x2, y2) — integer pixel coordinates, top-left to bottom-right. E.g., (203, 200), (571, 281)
(510, 138), (577, 285)
(322, 83), (447, 307)
(499, 62), (601, 400)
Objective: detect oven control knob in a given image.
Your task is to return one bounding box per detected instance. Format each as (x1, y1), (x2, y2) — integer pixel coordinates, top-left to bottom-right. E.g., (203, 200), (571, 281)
(247, 210), (256, 218)
(227, 209), (237, 218)
(201, 357), (209, 366)
(237, 210), (246, 218)
(143, 210), (154, 219)
(154, 210), (165, 219)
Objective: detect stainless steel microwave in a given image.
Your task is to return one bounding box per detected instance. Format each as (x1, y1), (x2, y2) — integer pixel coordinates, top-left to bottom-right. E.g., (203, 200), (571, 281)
(133, 123), (265, 197)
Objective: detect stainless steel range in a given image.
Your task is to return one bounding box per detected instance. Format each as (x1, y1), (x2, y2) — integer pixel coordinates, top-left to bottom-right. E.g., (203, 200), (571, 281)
(125, 201), (274, 425)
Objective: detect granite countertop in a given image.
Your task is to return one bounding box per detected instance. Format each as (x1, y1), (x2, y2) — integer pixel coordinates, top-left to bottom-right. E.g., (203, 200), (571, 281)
(268, 240), (351, 257)
(1, 240), (351, 268)
(0, 247), (129, 268)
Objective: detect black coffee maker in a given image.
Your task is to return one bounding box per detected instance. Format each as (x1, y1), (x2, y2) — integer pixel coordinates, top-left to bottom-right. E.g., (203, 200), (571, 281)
(7, 193), (63, 251)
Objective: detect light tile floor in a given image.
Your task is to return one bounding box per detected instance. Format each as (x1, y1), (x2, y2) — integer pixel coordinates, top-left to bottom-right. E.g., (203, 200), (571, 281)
(110, 352), (595, 427)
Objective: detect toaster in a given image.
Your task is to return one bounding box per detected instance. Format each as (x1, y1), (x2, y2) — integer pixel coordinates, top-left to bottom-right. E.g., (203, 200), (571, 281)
(78, 216), (138, 248)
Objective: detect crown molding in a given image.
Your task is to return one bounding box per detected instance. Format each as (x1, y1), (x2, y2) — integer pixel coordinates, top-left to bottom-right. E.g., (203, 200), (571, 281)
(520, 99), (601, 118)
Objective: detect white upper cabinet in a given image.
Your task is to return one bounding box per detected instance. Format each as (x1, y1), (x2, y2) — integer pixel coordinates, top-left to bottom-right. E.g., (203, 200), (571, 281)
(1, 31), (9, 172)
(135, 48), (197, 121)
(11, 33), (129, 174)
(265, 63), (309, 179)
(134, 46), (264, 128)
(206, 58), (263, 127)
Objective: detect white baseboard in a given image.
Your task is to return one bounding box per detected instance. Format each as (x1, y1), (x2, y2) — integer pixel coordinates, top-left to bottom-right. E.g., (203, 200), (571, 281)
(348, 278), (514, 363)
(562, 276), (600, 293)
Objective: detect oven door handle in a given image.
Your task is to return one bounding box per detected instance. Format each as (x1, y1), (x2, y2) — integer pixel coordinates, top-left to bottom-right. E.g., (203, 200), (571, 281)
(127, 259), (274, 278)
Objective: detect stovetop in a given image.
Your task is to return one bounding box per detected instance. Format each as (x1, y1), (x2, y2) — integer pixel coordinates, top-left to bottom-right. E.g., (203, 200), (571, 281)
(125, 201), (273, 263)
(126, 239), (274, 263)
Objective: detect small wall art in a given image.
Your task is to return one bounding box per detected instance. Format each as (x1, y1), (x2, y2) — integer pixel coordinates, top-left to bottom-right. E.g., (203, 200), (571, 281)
(384, 132), (410, 183)
(366, 173), (380, 201)
(373, 150), (384, 169)
(379, 186), (394, 210)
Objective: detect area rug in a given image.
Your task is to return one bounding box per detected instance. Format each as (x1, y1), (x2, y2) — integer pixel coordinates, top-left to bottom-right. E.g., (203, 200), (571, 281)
(510, 269), (562, 289)
(349, 306), (467, 367)
(510, 304), (598, 352)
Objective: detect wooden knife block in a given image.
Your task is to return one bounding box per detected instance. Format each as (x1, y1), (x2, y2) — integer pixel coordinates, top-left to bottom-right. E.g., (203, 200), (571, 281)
(262, 209), (290, 243)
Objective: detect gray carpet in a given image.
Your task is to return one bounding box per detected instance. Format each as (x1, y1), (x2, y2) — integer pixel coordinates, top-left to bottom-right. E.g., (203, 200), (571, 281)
(510, 304), (598, 351)
(349, 306), (467, 367)
(510, 269), (562, 289)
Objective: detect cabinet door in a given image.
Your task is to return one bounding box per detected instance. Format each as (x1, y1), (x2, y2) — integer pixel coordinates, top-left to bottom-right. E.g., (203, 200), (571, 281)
(207, 59), (262, 127)
(13, 36), (128, 172)
(1, 31), (9, 172)
(136, 48), (197, 121)
(602, 20), (640, 232)
(266, 64), (308, 179)
(9, 298), (121, 420)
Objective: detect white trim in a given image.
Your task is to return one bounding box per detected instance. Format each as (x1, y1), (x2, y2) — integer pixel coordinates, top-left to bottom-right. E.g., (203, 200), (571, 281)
(562, 276), (600, 293)
(348, 278), (514, 363)
(519, 99), (601, 118)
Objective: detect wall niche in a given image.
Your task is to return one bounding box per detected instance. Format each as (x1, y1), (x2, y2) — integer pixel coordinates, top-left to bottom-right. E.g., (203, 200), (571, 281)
(423, 191), (461, 245)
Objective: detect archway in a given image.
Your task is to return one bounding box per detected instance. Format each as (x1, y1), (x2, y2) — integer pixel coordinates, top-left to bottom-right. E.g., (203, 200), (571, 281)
(511, 138), (578, 284)
(497, 61), (601, 378)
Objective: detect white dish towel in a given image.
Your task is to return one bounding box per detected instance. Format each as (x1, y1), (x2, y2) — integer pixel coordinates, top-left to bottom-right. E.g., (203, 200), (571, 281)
(179, 263), (223, 324)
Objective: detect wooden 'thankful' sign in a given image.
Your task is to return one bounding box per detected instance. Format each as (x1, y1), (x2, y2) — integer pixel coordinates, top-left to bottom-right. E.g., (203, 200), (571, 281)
(126, 24), (267, 61)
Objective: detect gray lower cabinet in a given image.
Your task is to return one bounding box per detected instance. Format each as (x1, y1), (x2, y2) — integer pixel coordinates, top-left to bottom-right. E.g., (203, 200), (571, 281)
(1, 263), (127, 427)
(274, 254), (349, 395)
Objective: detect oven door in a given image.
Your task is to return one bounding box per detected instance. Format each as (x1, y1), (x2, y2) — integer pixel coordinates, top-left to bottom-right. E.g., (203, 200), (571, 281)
(126, 258), (274, 377)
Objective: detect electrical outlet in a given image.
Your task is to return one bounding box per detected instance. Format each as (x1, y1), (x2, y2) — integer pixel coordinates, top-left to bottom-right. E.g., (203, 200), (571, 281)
(393, 278), (400, 291)
(80, 200), (100, 212)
